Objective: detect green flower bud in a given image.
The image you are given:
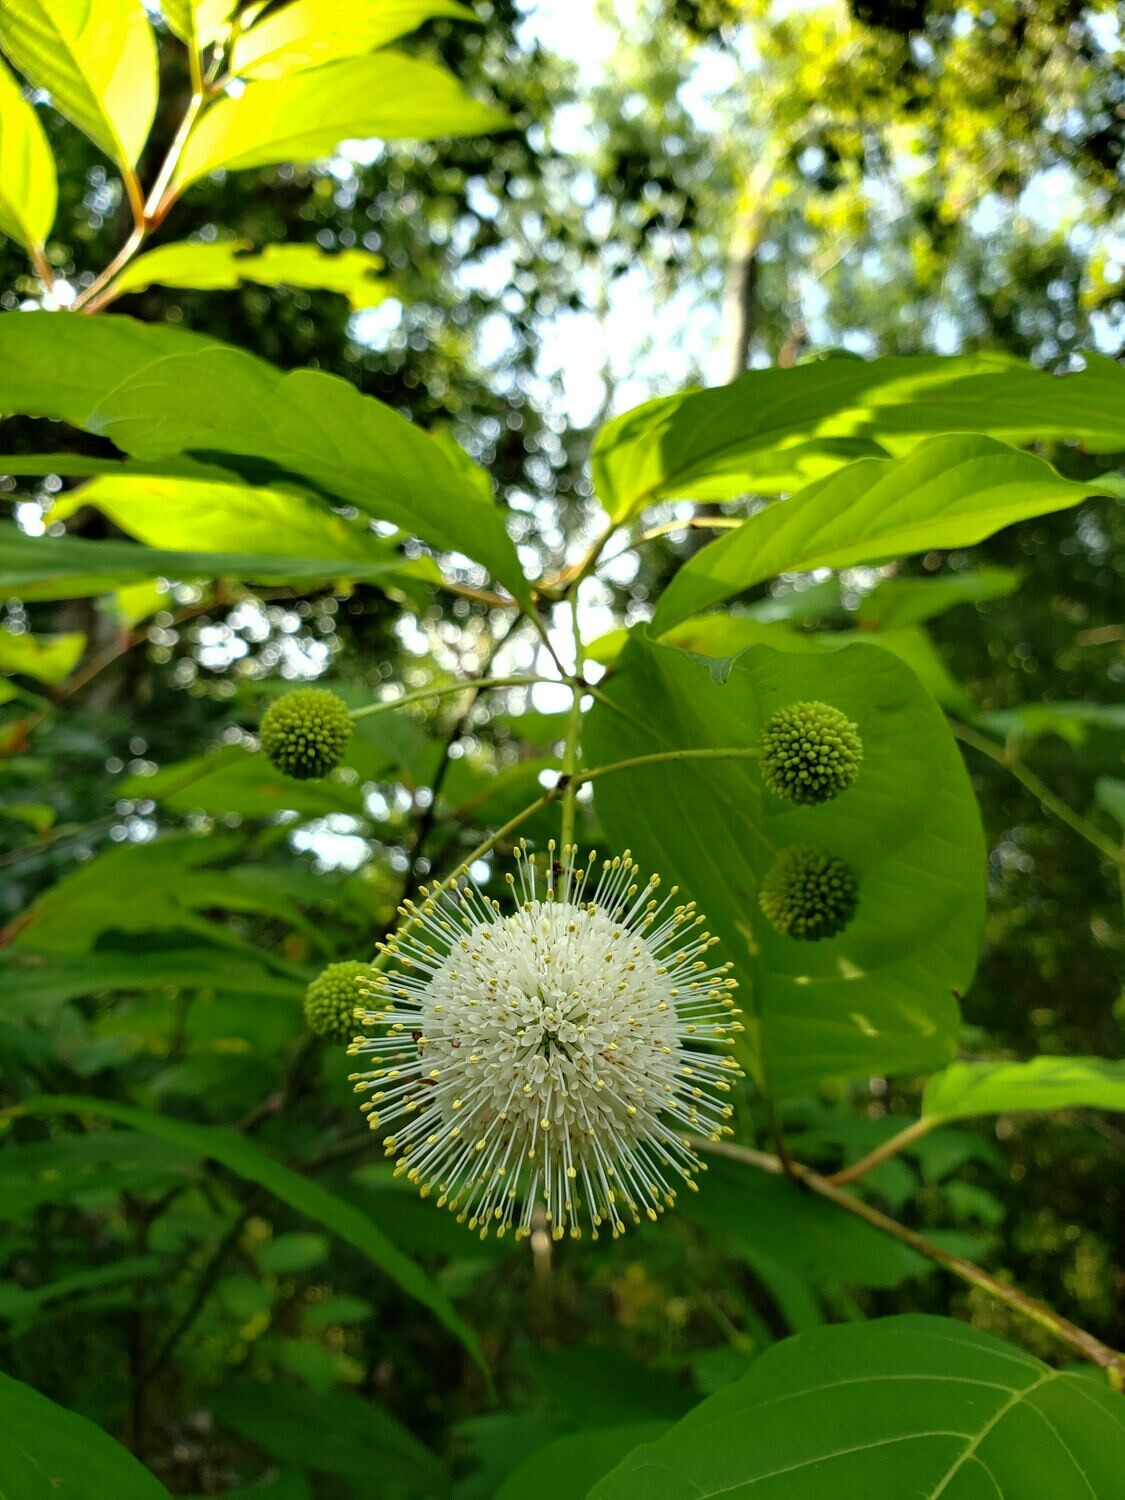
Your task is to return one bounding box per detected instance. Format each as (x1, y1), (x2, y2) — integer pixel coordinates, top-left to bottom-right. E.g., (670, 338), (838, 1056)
(759, 845), (858, 942)
(305, 960), (370, 1042)
(760, 700), (862, 805)
(260, 688), (352, 781)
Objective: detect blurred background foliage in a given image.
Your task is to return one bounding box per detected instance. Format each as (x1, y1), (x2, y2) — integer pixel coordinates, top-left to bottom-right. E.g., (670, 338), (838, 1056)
(1, 0), (1122, 1494)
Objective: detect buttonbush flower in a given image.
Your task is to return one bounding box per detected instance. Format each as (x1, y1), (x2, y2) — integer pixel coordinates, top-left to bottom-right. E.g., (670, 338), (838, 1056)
(260, 687), (352, 780)
(759, 844), (859, 941)
(305, 960), (370, 1042)
(349, 843), (742, 1242)
(760, 700), (862, 805)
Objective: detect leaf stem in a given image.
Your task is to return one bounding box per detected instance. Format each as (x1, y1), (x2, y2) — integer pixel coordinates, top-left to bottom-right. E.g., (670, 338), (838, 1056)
(568, 746), (761, 789)
(75, 84), (208, 315)
(950, 719), (1124, 868)
(695, 1136), (1125, 1385)
(349, 675), (552, 723)
(555, 516), (620, 594)
(29, 244), (55, 292)
(560, 595), (584, 849)
(825, 1115), (939, 1185)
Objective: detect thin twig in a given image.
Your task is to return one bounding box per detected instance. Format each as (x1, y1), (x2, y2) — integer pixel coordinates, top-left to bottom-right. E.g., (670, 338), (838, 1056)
(238, 1035), (317, 1133)
(825, 1116), (939, 1186)
(143, 1195), (261, 1383)
(950, 719), (1124, 867)
(568, 746), (761, 788)
(399, 615), (526, 910)
(349, 674), (551, 724)
(694, 1136), (1125, 1384)
(559, 595), (584, 850)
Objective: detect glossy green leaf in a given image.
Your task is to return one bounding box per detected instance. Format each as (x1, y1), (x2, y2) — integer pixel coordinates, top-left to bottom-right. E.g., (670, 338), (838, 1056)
(977, 701), (1125, 748)
(52, 473), (415, 568)
(0, 1256), (164, 1324)
(215, 1381), (445, 1492)
(0, 313), (531, 606)
(0, 1134), (197, 1219)
(2, 835), (312, 977)
(0, 311), (214, 418)
(0, 57), (55, 251)
(119, 746), (367, 820)
(662, 614), (970, 712)
(589, 1316), (1125, 1498)
(160, 0), (236, 51)
(109, 239), (392, 308)
(682, 1159), (930, 1293)
(652, 436), (1102, 633)
(1095, 777), (1125, 833)
(593, 351), (1125, 523)
(923, 1056), (1125, 1122)
(0, 1368), (171, 1498)
(230, 0), (476, 80)
(584, 637), (985, 1094)
(857, 567), (1021, 629)
(0, 521), (408, 601)
(173, 52), (507, 191)
(10, 1094), (486, 1370)
(494, 1423), (670, 1500)
(0, 0), (157, 169)
(0, 626), (84, 684)
(0, 948), (296, 1018)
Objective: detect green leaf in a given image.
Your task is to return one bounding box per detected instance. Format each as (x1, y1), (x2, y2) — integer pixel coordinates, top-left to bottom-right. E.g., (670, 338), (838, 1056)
(584, 637), (985, 1094)
(857, 567), (1022, 629)
(118, 746), (367, 821)
(0, 948), (296, 1019)
(0, 520), (408, 601)
(257, 1231), (329, 1273)
(923, 1056), (1125, 1122)
(593, 351), (1125, 523)
(0, 1368), (171, 1498)
(1095, 777), (1125, 833)
(10, 1095), (486, 1371)
(0, 0), (157, 170)
(651, 436), (1103, 634)
(589, 1316), (1125, 1498)
(494, 1423), (670, 1500)
(52, 473), (417, 570)
(0, 57), (55, 251)
(0, 1256), (164, 1324)
(0, 626), (84, 684)
(109, 239), (393, 308)
(683, 1159), (930, 1293)
(172, 52), (507, 191)
(0, 311), (215, 418)
(230, 0), (476, 81)
(662, 615), (970, 713)
(214, 1380), (446, 1492)
(0, 313), (532, 606)
(977, 701), (1125, 748)
(0, 1134), (197, 1219)
(160, 0), (236, 52)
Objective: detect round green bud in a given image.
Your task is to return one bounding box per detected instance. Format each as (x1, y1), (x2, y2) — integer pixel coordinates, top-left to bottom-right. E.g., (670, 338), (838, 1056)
(260, 688), (352, 781)
(759, 845), (859, 942)
(304, 960), (369, 1042)
(760, 700), (862, 805)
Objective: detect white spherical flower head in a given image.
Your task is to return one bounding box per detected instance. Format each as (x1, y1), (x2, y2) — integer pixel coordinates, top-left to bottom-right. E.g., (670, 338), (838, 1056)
(348, 841), (743, 1242)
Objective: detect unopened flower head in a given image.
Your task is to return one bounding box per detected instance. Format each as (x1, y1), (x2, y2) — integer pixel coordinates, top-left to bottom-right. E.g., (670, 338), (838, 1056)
(760, 700), (862, 805)
(260, 687), (352, 781)
(759, 844), (858, 942)
(348, 842), (742, 1243)
(305, 960), (370, 1042)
